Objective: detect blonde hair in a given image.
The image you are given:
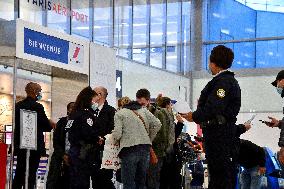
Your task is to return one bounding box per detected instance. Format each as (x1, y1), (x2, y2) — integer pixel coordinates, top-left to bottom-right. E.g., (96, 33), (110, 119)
(118, 96), (131, 109)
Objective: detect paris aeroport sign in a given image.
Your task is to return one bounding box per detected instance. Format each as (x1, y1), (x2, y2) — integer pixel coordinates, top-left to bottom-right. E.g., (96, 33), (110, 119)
(26, 0), (88, 23)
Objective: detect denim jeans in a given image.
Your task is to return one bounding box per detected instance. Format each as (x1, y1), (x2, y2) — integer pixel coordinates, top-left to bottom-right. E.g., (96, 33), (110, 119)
(240, 166), (263, 189)
(120, 147), (150, 189)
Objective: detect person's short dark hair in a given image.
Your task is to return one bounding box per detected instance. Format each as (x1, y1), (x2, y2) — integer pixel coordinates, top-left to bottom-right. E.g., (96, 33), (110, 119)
(67, 102), (75, 110)
(210, 45), (234, 69)
(157, 97), (171, 108)
(136, 88), (150, 100)
(72, 87), (97, 113)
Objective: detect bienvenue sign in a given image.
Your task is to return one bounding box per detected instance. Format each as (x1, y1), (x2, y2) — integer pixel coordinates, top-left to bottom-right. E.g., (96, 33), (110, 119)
(16, 19), (89, 74)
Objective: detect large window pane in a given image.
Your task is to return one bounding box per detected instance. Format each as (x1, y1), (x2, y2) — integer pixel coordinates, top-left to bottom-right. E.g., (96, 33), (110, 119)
(20, 1), (44, 25)
(0, 0), (14, 20)
(182, 0), (191, 73)
(206, 0), (256, 41)
(150, 0), (165, 68)
(94, 0), (112, 44)
(114, 0), (132, 58)
(133, 0), (147, 63)
(47, 0), (68, 33)
(256, 11), (284, 38)
(166, 0), (179, 72)
(256, 40), (284, 68)
(72, 0), (90, 39)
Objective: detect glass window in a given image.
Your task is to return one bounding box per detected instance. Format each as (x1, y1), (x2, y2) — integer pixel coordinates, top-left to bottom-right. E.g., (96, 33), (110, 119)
(166, 0), (179, 72)
(47, 0), (68, 33)
(20, 0), (44, 25)
(256, 11), (284, 38)
(133, 0), (147, 63)
(206, 0), (256, 41)
(72, 0), (90, 39)
(114, 0), (132, 58)
(256, 40), (284, 68)
(182, 0), (191, 73)
(94, 0), (112, 44)
(150, 0), (165, 69)
(0, 0), (14, 20)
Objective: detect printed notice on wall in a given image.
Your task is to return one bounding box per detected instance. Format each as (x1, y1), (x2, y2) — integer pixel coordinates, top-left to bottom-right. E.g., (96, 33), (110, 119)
(20, 109), (37, 150)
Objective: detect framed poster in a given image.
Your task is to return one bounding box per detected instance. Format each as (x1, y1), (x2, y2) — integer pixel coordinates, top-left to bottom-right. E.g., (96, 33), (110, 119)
(20, 109), (37, 150)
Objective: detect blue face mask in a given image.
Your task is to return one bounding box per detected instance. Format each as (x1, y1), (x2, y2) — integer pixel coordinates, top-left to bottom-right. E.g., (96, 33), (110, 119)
(92, 103), (99, 111)
(37, 92), (42, 101)
(276, 86), (283, 95)
(207, 67), (213, 75)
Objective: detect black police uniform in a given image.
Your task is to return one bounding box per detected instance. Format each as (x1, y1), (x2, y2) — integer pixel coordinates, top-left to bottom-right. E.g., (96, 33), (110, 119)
(192, 70), (241, 189)
(46, 116), (70, 189)
(67, 109), (103, 189)
(13, 97), (52, 189)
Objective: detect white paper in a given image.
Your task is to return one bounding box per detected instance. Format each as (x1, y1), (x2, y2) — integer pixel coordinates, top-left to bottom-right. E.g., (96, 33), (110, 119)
(20, 109), (37, 150)
(101, 134), (120, 170)
(173, 98), (192, 114)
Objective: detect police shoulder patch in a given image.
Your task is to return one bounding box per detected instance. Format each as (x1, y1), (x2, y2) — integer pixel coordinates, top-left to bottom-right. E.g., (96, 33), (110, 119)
(217, 89), (226, 98)
(87, 118), (93, 126)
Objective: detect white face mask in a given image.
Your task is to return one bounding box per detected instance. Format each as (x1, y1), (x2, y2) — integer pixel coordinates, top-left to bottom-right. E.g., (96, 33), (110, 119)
(92, 103), (99, 111)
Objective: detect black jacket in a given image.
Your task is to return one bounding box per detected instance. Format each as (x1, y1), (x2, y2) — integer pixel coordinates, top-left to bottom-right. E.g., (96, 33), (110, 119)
(53, 117), (68, 158)
(239, 139), (266, 169)
(94, 101), (116, 138)
(192, 71), (241, 143)
(14, 97), (52, 155)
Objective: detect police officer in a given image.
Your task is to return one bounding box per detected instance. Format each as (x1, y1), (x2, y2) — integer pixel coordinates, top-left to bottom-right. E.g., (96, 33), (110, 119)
(263, 70), (284, 165)
(182, 45), (241, 189)
(67, 87), (104, 189)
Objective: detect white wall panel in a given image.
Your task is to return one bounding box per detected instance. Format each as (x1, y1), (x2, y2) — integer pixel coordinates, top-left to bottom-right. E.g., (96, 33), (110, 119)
(117, 58), (191, 102)
(89, 43), (117, 107)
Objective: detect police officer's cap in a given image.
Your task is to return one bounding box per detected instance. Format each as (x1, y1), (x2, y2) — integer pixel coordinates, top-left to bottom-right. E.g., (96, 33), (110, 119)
(272, 70), (284, 87)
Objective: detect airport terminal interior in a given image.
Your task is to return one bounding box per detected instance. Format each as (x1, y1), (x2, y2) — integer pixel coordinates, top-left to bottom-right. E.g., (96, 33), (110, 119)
(1, 0), (284, 188)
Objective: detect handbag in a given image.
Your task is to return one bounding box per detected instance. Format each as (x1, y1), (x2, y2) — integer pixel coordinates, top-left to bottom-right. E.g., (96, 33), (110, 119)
(132, 110), (158, 165)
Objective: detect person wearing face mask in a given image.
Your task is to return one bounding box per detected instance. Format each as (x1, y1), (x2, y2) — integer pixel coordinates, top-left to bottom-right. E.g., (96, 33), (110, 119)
(67, 87), (105, 189)
(46, 102), (75, 189)
(90, 86), (116, 189)
(181, 45), (241, 189)
(263, 70), (284, 166)
(13, 82), (55, 189)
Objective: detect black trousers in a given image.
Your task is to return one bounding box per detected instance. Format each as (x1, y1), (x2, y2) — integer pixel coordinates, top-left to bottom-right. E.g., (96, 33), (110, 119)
(91, 167), (115, 189)
(160, 154), (182, 189)
(12, 150), (41, 189)
(46, 155), (70, 189)
(207, 156), (238, 189)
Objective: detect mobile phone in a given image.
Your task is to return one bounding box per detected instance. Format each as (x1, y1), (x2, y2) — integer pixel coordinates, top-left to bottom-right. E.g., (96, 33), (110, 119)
(245, 114), (256, 124)
(259, 120), (272, 125)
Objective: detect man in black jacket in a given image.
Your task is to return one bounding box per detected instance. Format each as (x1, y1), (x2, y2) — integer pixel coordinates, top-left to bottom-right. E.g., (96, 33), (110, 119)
(239, 139), (266, 189)
(91, 86), (116, 189)
(13, 82), (54, 189)
(46, 102), (74, 189)
(182, 45), (241, 189)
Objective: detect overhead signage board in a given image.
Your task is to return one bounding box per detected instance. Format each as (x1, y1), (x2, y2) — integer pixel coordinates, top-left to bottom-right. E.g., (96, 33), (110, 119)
(16, 19), (89, 74)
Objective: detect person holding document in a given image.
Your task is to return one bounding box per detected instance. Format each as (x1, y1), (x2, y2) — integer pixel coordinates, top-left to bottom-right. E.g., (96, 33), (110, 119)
(181, 45), (241, 189)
